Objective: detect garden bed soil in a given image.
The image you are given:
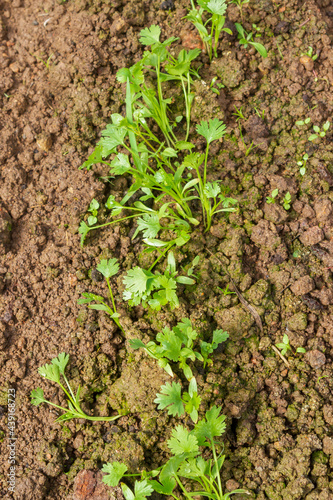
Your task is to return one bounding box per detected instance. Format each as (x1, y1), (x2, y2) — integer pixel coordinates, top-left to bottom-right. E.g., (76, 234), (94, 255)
(1, 0), (333, 499)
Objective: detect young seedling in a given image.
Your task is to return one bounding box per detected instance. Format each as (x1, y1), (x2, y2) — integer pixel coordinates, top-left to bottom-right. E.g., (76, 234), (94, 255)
(31, 353), (124, 422)
(235, 23), (267, 58)
(80, 26), (237, 248)
(232, 105), (246, 122)
(78, 258), (124, 333)
(209, 76), (224, 95)
(295, 117), (311, 127)
(130, 318), (228, 378)
(87, 199), (99, 227)
(102, 406), (248, 499)
(297, 153), (309, 176)
(185, 0), (233, 60)
(217, 283), (236, 296)
(123, 252), (196, 310)
(266, 188), (279, 204)
(282, 192), (291, 210)
(301, 46), (318, 61)
(275, 335), (306, 356)
(308, 121), (330, 142)
(230, 0), (249, 20)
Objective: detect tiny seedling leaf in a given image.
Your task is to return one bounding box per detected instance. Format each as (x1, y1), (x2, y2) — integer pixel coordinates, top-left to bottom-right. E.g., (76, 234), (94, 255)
(139, 25), (161, 46)
(31, 388), (45, 406)
(196, 118), (227, 144)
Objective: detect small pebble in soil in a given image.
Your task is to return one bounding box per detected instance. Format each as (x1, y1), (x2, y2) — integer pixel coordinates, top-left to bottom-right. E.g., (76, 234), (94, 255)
(160, 0), (175, 10)
(306, 350), (326, 370)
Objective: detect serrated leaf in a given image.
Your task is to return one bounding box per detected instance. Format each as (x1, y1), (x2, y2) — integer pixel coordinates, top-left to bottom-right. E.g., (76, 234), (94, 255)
(206, 0), (227, 15)
(31, 388), (45, 406)
(134, 213), (162, 239)
(51, 352), (69, 376)
(139, 25), (161, 46)
(80, 145), (103, 171)
(98, 124), (127, 156)
(148, 477), (176, 495)
(156, 328), (182, 361)
(110, 153), (131, 175)
(78, 221), (90, 247)
(194, 406), (226, 445)
(196, 118), (227, 144)
(154, 382), (184, 417)
(123, 267), (154, 295)
(97, 258), (119, 279)
(168, 425), (199, 455)
(102, 462), (128, 487)
(38, 362), (61, 383)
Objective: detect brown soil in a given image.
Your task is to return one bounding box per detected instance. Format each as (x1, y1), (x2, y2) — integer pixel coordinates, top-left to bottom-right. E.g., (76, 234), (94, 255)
(1, 0), (333, 499)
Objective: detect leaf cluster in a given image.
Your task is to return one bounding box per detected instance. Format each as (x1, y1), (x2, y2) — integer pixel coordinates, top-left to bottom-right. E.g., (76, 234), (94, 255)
(123, 252), (196, 310)
(102, 406), (247, 499)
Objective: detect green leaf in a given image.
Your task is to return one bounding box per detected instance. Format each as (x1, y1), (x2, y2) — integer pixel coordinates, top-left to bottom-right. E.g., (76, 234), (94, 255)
(134, 213), (162, 239)
(80, 145), (103, 171)
(156, 328), (182, 361)
(78, 221), (90, 247)
(31, 388), (45, 406)
(308, 134), (318, 141)
(213, 329), (229, 347)
(250, 42), (267, 58)
(123, 267), (154, 295)
(110, 153), (131, 175)
(129, 339), (147, 350)
(51, 352), (69, 376)
(167, 425), (199, 455)
(97, 258), (119, 279)
(154, 382), (184, 417)
(98, 124), (127, 156)
(139, 25), (161, 46)
(323, 120), (330, 131)
(87, 216), (97, 226)
(102, 462), (128, 487)
(88, 199), (99, 212)
(204, 181), (221, 198)
(38, 361), (61, 383)
(196, 118), (227, 144)
(175, 276), (195, 285)
(206, 0), (227, 15)
(148, 477), (176, 495)
(183, 392), (201, 423)
(194, 406), (226, 444)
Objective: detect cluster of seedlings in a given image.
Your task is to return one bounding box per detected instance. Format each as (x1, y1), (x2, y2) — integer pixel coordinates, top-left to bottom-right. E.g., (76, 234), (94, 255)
(30, 0), (330, 497)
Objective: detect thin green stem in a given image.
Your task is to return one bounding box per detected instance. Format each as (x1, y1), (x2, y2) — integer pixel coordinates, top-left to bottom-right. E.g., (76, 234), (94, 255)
(211, 440), (223, 500)
(148, 243), (174, 272)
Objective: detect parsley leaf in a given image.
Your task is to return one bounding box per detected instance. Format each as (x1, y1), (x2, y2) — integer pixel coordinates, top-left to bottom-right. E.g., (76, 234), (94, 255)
(31, 388), (45, 406)
(167, 425), (199, 455)
(196, 119), (227, 144)
(123, 267), (155, 295)
(156, 328), (182, 362)
(194, 406), (226, 445)
(139, 25), (161, 46)
(154, 382), (184, 417)
(133, 213), (162, 239)
(102, 462), (128, 487)
(97, 258), (120, 279)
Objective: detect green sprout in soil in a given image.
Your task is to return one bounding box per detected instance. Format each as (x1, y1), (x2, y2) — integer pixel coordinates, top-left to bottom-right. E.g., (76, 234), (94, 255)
(31, 353), (124, 422)
(80, 25), (237, 251)
(295, 117), (311, 127)
(234, 23), (267, 58)
(209, 76), (224, 95)
(275, 335), (306, 357)
(232, 105), (245, 122)
(87, 199), (99, 227)
(297, 153), (308, 176)
(308, 120), (330, 142)
(282, 192), (291, 210)
(102, 406), (248, 499)
(78, 258), (124, 333)
(230, 0), (249, 21)
(218, 284), (236, 296)
(185, 0), (232, 60)
(266, 188), (278, 204)
(301, 46), (318, 61)
(123, 252), (196, 310)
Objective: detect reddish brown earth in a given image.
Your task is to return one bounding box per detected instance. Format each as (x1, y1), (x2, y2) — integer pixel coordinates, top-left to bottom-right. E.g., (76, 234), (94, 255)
(1, 0), (333, 499)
